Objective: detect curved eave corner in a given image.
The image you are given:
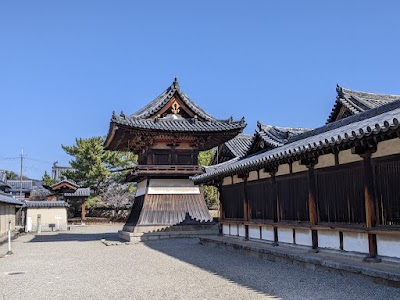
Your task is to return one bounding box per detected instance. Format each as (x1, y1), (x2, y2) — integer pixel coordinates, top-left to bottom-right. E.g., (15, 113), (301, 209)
(103, 122), (118, 150)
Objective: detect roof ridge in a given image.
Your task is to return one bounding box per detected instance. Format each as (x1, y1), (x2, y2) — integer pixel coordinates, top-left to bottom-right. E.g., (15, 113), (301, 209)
(339, 85), (400, 99)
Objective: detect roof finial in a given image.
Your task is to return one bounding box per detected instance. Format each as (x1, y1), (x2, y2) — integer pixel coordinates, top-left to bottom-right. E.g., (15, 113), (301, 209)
(173, 76), (179, 88)
(336, 84), (344, 97)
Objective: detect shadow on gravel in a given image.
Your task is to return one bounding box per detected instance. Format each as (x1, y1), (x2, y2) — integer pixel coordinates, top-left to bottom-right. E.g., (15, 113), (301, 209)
(142, 238), (283, 299)
(29, 232), (120, 243)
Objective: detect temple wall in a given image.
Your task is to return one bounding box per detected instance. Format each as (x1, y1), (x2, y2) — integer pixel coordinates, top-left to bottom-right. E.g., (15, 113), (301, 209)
(222, 177), (232, 186)
(217, 137), (400, 259)
(315, 154), (335, 169)
(259, 170), (271, 179)
(276, 164), (290, 177)
(249, 226), (260, 239)
(338, 149), (362, 165)
(292, 161), (307, 173)
(318, 231), (340, 250)
(377, 234), (400, 258)
(261, 226), (274, 241)
(372, 138), (400, 158)
(247, 171), (258, 182)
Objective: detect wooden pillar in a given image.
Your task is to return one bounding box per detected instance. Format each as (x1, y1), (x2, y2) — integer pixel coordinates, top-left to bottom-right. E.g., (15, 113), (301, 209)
(217, 181), (224, 235)
(302, 157), (319, 250)
(266, 166), (279, 245)
(355, 145), (379, 259)
(241, 174), (250, 240)
(81, 198), (86, 223)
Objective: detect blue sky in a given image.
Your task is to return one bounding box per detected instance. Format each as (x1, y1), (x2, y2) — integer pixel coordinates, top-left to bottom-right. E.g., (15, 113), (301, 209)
(1, 1), (400, 179)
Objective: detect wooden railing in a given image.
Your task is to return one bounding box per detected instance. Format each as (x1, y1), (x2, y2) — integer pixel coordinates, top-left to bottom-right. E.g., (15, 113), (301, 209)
(136, 165), (202, 174)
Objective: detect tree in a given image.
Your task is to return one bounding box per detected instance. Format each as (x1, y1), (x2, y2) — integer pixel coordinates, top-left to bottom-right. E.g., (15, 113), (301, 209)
(42, 171), (57, 186)
(99, 182), (135, 218)
(198, 149), (219, 209)
(62, 137), (137, 193)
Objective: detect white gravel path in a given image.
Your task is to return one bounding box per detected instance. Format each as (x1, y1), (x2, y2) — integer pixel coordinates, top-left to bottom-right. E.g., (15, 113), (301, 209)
(0, 225), (399, 300)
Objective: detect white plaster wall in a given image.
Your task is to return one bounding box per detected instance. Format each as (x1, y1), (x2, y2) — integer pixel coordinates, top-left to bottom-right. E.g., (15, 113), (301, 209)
(315, 154), (335, 169)
(343, 232), (369, 254)
(261, 226), (274, 241)
(232, 175), (244, 184)
(318, 231), (340, 250)
(276, 164), (290, 177)
(339, 149), (362, 165)
(372, 138), (400, 158)
(230, 224), (238, 236)
(247, 171), (258, 182)
(0, 204), (15, 236)
(249, 225), (261, 239)
(148, 179), (200, 194)
(238, 225), (246, 237)
(278, 227), (293, 244)
(136, 180), (147, 197)
(295, 228), (312, 246)
(377, 234), (400, 259)
(260, 169), (271, 179)
(259, 170), (271, 179)
(222, 224), (230, 235)
(292, 161), (307, 173)
(222, 177), (232, 186)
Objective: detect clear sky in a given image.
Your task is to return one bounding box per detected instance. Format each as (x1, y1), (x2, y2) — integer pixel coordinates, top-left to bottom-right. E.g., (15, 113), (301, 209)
(1, 1), (400, 179)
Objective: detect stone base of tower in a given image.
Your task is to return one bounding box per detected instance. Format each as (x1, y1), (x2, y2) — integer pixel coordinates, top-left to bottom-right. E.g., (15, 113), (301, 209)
(119, 179), (217, 242)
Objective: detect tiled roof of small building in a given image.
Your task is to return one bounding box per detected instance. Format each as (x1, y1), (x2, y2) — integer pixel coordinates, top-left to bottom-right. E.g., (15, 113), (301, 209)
(0, 193), (23, 206)
(51, 179), (78, 188)
(327, 85), (400, 124)
(193, 99), (400, 184)
(255, 122), (312, 148)
(224, 134), (254, 158)
(6, 180), (33, 192)
(23, 200), (70, 208)
(64, 187), (91, 197)
(211, 134), (253, 164)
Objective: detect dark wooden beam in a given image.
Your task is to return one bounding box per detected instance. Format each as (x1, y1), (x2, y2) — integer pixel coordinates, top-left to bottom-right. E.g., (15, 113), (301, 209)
(302, 157), (319, 251)
(353, 144), (379, 260)
(243, 175), (249, 240)
(266, 166), (279, 245)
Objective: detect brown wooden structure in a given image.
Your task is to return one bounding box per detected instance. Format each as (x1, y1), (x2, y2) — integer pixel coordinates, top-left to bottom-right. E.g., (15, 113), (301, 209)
(194, 86), (400, 260)
(104, 78), (246, 240)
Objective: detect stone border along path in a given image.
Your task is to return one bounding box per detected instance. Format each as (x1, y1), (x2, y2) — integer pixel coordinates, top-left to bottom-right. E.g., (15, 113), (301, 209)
(1, 225), (399, 300)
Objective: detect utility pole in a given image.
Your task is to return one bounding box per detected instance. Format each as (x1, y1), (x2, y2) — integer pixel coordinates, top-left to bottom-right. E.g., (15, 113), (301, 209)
(19, 149), (23, 200)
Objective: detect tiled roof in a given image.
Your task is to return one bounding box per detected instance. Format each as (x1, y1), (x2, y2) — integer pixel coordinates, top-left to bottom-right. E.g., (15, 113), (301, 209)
(110, 115), (246, 132)
(51, 179), (79, 189)
(193, 99), (400, 184)
(23, 200), (69, 208)
(255, 122), (312, 149)
(131, 77), (216, 121)
(327, 85), (400, 123)
(64, 188), (90, 197)
(0, 193), (23, 206)
(6, 180), (33, 192)
(104, 79), (246, 151)
(211, 134), (253, 164)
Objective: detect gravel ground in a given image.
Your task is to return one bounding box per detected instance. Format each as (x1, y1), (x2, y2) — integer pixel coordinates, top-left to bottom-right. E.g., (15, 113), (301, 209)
(0, 225), (399, 300)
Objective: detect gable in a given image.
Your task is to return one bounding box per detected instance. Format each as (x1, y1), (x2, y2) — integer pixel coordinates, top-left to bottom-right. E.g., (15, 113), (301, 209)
(148, 92), (205, 121)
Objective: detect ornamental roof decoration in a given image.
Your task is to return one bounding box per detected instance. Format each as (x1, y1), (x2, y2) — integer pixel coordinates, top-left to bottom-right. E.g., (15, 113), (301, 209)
(327, 85), (400, 124)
